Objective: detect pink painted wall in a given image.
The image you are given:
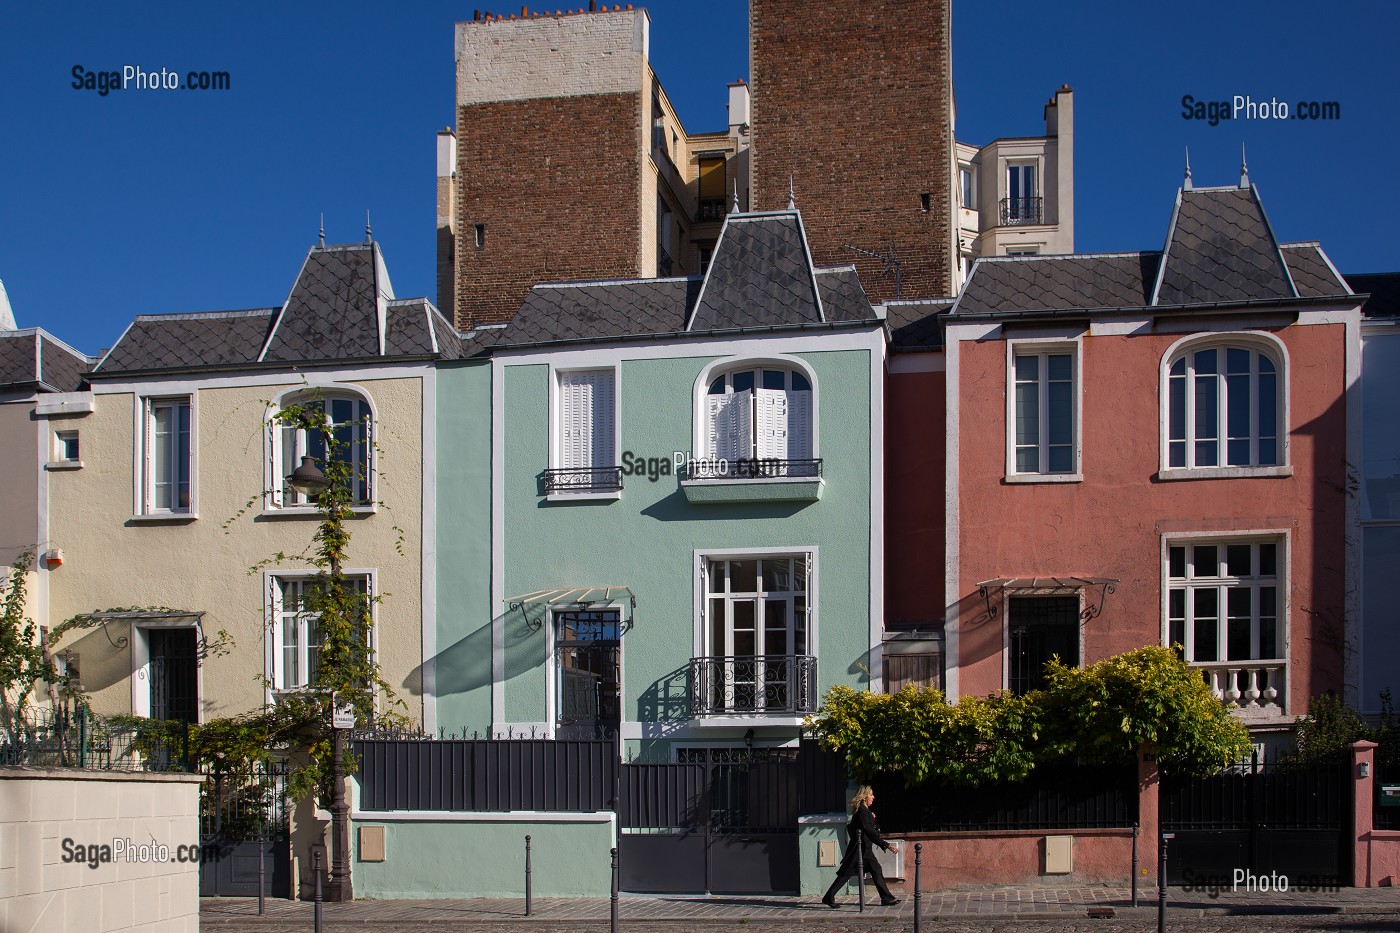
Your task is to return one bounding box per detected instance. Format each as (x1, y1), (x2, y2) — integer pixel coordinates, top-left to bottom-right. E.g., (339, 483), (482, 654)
(887, 366), (947, 626)
(890, 828), (1134, 888)
(952, 324), (1349, 709)
(1354, 741), (1400, 887)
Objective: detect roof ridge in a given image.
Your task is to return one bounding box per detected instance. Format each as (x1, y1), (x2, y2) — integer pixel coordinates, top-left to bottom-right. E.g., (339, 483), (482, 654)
(134, 308), (276, 322)
(537, 275), (701, 290)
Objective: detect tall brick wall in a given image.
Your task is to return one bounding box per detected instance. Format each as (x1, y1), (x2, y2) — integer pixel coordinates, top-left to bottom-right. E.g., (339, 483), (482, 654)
(750, 0), (955, 302)
(454, 92), (644, 328)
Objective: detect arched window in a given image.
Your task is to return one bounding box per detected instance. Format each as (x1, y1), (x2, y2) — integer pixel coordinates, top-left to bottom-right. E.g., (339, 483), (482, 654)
(1166, 340), (1284, 470)
(274, 391), (373, 507)
(705, 366), (813, 465)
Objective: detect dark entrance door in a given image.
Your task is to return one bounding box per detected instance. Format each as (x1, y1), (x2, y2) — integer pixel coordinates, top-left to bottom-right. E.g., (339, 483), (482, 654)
(1160, 755), (1350, 886)
(149, 628), (199, 723)
(618, 748), (803, 895)
(200, 763), (291, 897)
(1009, 596), (1079, 695)
(555, 610), (621, 740)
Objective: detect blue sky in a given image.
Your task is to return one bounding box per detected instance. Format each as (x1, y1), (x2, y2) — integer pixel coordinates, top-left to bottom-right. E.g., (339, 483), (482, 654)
(1, 1), (1395, 353)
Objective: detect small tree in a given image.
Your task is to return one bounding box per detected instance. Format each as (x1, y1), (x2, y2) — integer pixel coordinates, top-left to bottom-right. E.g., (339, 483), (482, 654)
(0, 551), (60, 742)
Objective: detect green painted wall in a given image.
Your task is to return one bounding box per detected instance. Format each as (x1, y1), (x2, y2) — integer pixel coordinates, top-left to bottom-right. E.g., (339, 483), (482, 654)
(799, 817), (850, 896)
(352, 817), (614, 898)
(499, 348), (875, 743)
(433, 361), (495, 733)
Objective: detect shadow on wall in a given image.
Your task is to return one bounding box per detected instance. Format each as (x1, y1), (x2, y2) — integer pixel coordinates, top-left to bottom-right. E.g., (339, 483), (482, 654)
(638, 488), (812, 522)
(635, 665), (691, 724)
(406, 608), (548, 699)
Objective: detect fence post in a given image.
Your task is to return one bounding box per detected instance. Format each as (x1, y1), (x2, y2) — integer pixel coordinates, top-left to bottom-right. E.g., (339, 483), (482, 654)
(1131, 821), (1139, 907)
(76, 704), (87, 769)
(913, 842), (922, 933)
(1352, 739), (1378, 887)
(257, 819), (265, 916)
(1157, 833), (1171, 933)
(610, 847), (619, 933)
(313, 849), (324, 933)
(855, 825), (864, 913)
(525, 834), (532, 916)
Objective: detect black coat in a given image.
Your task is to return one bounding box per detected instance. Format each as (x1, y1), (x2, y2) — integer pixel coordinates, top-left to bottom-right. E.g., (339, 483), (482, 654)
(846, 803), (890, 859)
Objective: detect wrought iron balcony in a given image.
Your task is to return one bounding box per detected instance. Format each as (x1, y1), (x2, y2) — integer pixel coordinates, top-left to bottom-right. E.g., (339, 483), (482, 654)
(657, 247), (673, 277)
(688, 655), (817, 716)
(999, 196), (1044, 226)
(542, 466), (623, 495)
(697, 198), (727, 222)
(680, 458), (823, 481)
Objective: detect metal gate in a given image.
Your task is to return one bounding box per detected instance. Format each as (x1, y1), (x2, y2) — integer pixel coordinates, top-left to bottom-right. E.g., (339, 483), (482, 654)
(199, 763), (291, 897)
(1160, 755), (1350, 886)
(618, 744), (844, 894)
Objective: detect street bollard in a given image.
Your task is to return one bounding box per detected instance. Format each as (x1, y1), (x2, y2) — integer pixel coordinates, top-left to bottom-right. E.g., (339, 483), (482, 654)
(855, 826), (865, 913)
(610, 847), (620, 933)
(913, 843), (923, 933)
(313, 849), (324, 933)
(1158, 833), (1172, 933)
(525, 834), (532, 916)
(258, 836), (265, 916)
(1131, 821), (1139, 908)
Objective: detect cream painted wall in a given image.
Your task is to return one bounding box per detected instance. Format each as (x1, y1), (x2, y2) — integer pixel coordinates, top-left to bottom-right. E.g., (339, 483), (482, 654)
(0, 399), (39, 570)
(45, 375), (425, 724)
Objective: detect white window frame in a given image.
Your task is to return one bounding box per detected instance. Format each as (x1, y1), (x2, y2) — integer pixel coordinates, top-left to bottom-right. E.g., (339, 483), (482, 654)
(128, 615), (204, 722)
(1004, 337), (1082, 482)
(1158, 332), (1291, 480)
(48, 429), (82, 470)
(265, 570), (377, 697)
(265, 385), (378, 514)
(959, 165), (976, 211)
(1004, 160), (1040, 224)
(1162, 535), (1287, 665)
(691, 356), (819, 470)
(549, 365), (621, 500)
(134, 393), (197, 519)
(692, 546), (818, 722)
(545, 603), (626, 736)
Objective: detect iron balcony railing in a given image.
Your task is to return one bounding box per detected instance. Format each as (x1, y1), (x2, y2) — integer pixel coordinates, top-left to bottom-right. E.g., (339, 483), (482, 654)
(680, 458), (823, 481)
(543, 466), (623, 494)
(1000, 196), (1043, 225)
(688, 655), (818, 716)
(657, 247), (673, 277)
(697, 197), (727, 222)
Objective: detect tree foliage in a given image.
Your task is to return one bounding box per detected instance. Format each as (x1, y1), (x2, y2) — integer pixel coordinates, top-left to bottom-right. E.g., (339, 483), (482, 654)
(1289, 689), (1399, 767)
(0, 550), (62, 736)
(807, 645), (1255, 785)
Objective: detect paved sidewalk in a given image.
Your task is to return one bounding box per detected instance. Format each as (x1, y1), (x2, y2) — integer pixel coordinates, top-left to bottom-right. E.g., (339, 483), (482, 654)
(202, 882), (1400, 929)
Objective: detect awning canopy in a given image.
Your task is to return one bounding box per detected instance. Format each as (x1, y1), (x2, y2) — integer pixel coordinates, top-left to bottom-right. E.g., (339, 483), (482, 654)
(974, 577), (1119, 621)
(503, 587), (637, 633)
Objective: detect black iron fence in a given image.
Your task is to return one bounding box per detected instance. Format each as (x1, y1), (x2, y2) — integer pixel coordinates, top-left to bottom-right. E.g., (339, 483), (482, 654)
(872, 761), (1138, 833)
(0, 705), (191, 771)
(542, 466), (623, 494)
(355, 735), (618, 812)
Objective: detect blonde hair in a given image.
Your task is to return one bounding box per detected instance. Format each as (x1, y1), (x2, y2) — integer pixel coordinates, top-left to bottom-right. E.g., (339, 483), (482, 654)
(849, 785), (874, 810)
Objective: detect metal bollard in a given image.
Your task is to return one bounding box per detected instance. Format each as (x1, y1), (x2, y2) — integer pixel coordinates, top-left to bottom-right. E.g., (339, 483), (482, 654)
(313, 849), (324, 933)
(1131, 821), (1139, 908)
(913, 843), (923, 933)
(258, 836), (265, 916)
(1158, 834), (1172, 933)
(525, 834), (532, 916)
(610, 847), (619, 933)
(855, 826), (865, 913)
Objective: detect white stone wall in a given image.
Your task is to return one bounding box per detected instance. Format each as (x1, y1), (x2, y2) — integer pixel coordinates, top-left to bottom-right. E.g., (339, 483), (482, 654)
(455, 9), (647, 104)
(0, 768), (203, 933)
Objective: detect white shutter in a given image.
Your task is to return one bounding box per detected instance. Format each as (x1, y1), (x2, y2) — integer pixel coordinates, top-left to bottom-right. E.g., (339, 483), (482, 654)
(591, 371), (615, 469)
(560, 370), (614, 470)
(706, 395), (725, 461)
(756, 388), (789, 460)
(730, 389), (752, 462)
(788, 390), (813, 460)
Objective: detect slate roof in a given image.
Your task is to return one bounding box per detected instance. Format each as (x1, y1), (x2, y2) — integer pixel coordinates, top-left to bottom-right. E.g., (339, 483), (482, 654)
(688, 213), (823, 330)
(494, 211), (879, 349)
(955, 185), (1353, 319)
(92, 243), (476, 377)
(1152, 186), (1295, 306)
(885, 299), (953, 350)
(1346, 272), (1400, 318)
(0, 330), (91, 392)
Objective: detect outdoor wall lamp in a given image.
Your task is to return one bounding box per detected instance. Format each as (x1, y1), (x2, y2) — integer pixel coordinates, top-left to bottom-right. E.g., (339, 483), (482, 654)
(287, 455), (329, 496)
(744, 728), (755, 749)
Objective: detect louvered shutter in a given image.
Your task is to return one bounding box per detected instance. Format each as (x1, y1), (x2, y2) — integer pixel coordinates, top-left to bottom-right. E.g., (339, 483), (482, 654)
(706, 395), (726, 461)
(788, 389), (813, 460)
(590, 371), (615, 468)
(561, 371), (615, 469)
(730, 389), (752, 462)
(755, 388), (789, 460)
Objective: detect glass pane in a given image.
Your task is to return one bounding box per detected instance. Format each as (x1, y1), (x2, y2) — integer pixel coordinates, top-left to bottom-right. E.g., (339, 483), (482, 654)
(1226, 545), (1251, 577)
(765, 629), (787, 654)
(1169, 375), (1185, 442)
(1226, 348), (1250, 375)
(1015, 355), (1038, 381)
(1048, 382), (1071, 445)
(1169, 619), (1185, 654)
(1169, 547), (1186, 579)
(1048, 445), (1073, 473)
(733, 629), (755, 656)
(153, 404), (173, 509)
(1228, 618), (1251, 661)
(1015, 383), (1039, 445)
(732, 371), (754, 393)
(1259, 586), (1276, 618)
(1227, 439), (1251, 467)
(1169, 588), (1185, 621)
(709, 599), (726, 656)
(1047, 354), (1072, 381)
(176, 403), (191, 509)
(282, 617), (298, 688)
(732, 600), (755, 631)
(1016, 448), (1039, 473)
(761, 370), (785, 390)
(761, 559), (791, 593)
(1193, 617), (1219, 662)
(1194, 349), (1218, 375)
(709, 560), (726, 593)
(307, 619), (321, 684)
(1194, 374), (1218, 437)
(331, 398), (353, 424)
(1170, 440), (1186, 468)
(792, 372), (810, 392)
(1260, 617), (1278, 660)
(729, 560), (757, 593)
(1259, 544), (1277, 576)
(1194, 587), (1218, 621)
(1170, 357), (1185, 376)
(1193, 546), (1218, 578)
(1260, 355), (1275, 374)
(1226, 374), (1250, 463)
(764, 601), (788, 655)
(708, 376), (725, 395)
(1227, 586), (1251, 620)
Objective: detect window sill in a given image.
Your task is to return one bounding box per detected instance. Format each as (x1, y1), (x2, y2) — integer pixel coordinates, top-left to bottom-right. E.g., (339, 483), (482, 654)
(128, 512), (198, 524)
(1003, 472), (1082, 485)
(1157, 466), (1293, 482)
(681, 476), (824, 504)
(45, 460), (84, 471)
(545, 490), (623, 503)
(689, 714), (809, 728)
(259, 504), (379, 519)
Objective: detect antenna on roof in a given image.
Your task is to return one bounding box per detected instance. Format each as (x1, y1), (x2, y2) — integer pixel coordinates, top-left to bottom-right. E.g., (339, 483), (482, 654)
(787, 175), (797, 211)
(318, 213), (325, 248)
(1239, 143), (1250, 188)
(365, 210), (373, 244)
(846, 243), (901, 299)
(1183, 146), (1192, 190)
(730, 180), (740, 215)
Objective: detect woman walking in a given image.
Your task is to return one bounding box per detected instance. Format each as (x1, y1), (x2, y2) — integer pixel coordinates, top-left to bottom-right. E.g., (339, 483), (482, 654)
(822, 785), (900, 908)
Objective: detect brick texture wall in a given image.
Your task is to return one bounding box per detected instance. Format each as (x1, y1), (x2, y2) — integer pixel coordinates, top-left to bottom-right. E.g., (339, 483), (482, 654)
(750, 0), (955, 302)
(453, 92), (643, 329)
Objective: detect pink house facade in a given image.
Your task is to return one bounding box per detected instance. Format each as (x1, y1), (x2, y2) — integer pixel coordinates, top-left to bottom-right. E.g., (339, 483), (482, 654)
(890, 175), (1362, 743)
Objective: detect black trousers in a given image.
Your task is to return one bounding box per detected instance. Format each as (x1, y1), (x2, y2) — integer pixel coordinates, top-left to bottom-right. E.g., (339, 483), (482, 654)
(823, 844), (894, 902)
